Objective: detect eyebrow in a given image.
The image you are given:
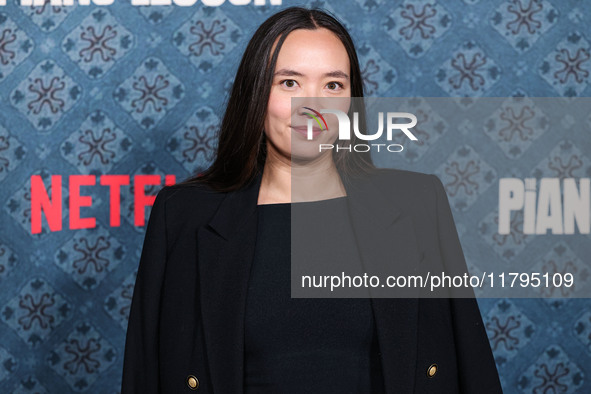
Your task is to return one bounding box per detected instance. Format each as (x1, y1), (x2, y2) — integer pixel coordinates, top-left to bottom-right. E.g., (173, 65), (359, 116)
(274, 68), (350, 80)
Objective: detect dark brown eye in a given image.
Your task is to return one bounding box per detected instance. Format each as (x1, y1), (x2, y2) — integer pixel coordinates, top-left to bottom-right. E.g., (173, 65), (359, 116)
(327, 82), (343, 90)
(282, 80), (297, 88)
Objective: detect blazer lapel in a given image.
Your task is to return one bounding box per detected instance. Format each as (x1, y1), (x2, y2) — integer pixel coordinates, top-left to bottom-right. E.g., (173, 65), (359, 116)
(344, 173), (421, 394)
(196, 170), (420, 394)
(196, 171), (263, 394)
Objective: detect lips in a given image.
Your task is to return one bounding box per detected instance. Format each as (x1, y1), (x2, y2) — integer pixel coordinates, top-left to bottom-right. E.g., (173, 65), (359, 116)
(291, 125), (323, 138)
(292, 125), (322, 132)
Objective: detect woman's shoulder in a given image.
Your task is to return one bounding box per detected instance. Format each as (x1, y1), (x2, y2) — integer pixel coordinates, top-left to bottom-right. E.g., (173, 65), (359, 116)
(368, 167), (438, 194)
(365, 168), (442, 221)
(155, 181), (227, 224)
(161, 180), (225, 199)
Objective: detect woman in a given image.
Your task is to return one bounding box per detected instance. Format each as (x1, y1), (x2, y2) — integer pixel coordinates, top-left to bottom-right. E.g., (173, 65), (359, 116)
(121, 6), (503, 393)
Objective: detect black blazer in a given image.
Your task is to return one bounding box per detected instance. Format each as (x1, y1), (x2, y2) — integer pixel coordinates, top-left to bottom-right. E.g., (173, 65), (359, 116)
(121, 168), (503, 394)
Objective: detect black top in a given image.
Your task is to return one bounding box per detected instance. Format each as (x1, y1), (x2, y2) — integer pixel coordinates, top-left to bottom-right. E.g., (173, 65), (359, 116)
(244, 196), (385, 393)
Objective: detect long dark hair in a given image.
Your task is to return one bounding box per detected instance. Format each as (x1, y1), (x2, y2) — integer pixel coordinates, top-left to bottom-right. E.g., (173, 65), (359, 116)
(180, 6), (375, 192)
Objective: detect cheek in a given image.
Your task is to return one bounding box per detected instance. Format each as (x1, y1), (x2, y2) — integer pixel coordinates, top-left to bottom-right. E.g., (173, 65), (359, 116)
(266, 88), (293, 129)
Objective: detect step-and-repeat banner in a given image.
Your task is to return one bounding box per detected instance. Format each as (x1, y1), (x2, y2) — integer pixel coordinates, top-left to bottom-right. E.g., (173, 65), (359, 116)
(0, 0), (590, 392)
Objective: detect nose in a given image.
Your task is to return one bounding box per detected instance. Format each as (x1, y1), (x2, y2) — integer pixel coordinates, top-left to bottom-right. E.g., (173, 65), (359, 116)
(296, 104), (321, 118)
(293, 95), (324, 123)
(303, 83), (324, 99)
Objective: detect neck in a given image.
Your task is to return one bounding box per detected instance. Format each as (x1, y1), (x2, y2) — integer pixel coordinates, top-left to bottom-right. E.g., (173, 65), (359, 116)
(257, 149), (346, 205)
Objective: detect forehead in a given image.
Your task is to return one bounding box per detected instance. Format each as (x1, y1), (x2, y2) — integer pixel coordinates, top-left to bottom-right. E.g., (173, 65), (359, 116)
(273, 28), (350, 71)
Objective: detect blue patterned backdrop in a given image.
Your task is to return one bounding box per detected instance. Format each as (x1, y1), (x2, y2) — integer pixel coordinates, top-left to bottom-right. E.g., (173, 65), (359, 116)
(0, 0), (590, 392)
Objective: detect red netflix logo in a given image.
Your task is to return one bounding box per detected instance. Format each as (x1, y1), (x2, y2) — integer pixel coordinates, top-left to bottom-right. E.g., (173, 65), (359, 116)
(30, 174), (176, 234)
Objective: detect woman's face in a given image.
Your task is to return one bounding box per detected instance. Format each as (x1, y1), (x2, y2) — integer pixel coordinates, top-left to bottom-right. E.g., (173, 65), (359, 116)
(264, 27), (352, 164)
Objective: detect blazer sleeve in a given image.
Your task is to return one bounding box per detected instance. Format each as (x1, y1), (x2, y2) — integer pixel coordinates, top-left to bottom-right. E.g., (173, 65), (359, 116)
(121, 186), (169, 394)
(430, 174), (504, 394)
